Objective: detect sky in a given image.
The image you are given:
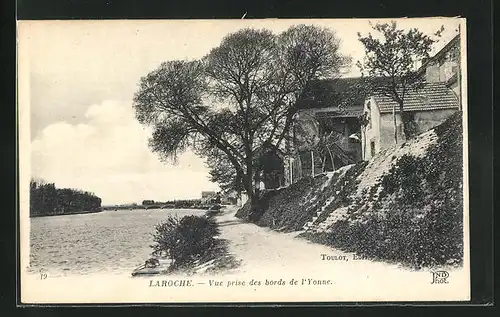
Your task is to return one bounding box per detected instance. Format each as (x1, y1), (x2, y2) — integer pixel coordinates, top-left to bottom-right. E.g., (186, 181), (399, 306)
(19, 18), (461, 205)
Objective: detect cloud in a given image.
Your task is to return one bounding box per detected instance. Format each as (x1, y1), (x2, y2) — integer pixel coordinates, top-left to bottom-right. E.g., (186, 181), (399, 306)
(31, 100), (218, 205)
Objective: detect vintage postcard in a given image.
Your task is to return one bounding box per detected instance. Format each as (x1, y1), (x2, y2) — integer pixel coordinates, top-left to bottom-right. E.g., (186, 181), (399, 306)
(18, 17), (470, 304)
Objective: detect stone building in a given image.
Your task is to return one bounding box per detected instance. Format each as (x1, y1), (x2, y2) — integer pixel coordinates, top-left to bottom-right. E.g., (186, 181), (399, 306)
(361, 34), (462, 160)
(361, 83), (460, 160)
(281, 34), (462, 184)
(417, 34), (461, 105)
(285, 78), (365, 183)
(201, 191), (216, 199)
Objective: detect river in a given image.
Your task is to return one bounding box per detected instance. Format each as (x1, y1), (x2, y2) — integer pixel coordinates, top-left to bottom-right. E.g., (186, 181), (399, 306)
(28, 208), (206, 277)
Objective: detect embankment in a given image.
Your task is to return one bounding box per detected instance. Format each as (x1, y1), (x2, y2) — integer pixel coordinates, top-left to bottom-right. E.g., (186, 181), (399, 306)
(236, 112), (464, 268)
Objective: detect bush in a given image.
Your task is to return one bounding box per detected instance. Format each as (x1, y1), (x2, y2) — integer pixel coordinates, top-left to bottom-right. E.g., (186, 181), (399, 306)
(151, 215), (220, 268)
(235, 176), (327, 230)
(326, 198), (463, 268)
(235, 163), (367, 232)
(324, 113), (464, 268)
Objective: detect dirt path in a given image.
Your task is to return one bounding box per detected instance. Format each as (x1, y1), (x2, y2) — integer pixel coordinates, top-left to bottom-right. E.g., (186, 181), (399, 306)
(211, 207), (472, 302)
(215, 207), (402, 277)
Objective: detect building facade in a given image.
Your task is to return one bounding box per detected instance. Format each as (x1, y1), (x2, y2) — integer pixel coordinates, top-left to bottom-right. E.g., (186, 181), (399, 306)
(361, 33), (462, 160)
(418, 34), (461, 105)
(280, 34), (462, 185)
(361, 83), (460, 160)
(285, 78), (365, 184)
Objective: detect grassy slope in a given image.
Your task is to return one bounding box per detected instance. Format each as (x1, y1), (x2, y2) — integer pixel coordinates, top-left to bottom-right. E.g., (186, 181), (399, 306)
(236, 112), (464, 268)
(235, 175), (330, 232)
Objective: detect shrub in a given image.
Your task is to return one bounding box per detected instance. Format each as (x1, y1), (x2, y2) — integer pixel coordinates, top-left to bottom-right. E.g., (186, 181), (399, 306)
(325, 113), (464, 268)
(326, 198), (463, 268)
(151, 215), (220, 268)
(245, 176), (325, 230)
(235, 163), (367, 231)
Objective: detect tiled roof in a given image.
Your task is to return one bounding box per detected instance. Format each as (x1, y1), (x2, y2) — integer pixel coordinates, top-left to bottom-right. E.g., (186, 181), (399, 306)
(297, 77), (368, 110)
(373, 82), (459, 113)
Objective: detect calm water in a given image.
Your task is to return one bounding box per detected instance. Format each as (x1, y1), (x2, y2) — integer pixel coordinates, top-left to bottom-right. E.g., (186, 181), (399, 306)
(29, 209), (205, 277)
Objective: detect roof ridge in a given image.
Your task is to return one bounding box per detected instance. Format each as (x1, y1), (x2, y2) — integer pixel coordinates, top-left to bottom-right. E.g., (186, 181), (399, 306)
(373, 81), (459, 113)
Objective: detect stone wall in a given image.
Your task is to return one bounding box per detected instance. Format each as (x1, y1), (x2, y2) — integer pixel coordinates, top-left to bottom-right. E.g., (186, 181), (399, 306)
(379, 111), (404, 152)
(361, 97), (385, 160)
(413, 109), (458, 134)
(363, 97), (458, 160)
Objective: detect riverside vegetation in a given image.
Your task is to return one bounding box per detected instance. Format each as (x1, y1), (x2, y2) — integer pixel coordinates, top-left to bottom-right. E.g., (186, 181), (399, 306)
(150, 213), (239, 274)
(30, 180), (102, 217)
(236, 113), (464, 269)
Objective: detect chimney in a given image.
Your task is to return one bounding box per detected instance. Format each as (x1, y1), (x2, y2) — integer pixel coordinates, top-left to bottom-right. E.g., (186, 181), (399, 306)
(425, 65), (441, 83)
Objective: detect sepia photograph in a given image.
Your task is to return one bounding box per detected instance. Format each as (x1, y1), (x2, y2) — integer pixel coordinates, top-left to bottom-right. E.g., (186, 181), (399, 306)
(18, 17), (469, 303)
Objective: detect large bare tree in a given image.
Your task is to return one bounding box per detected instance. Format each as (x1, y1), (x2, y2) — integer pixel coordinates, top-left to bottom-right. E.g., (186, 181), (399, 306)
(133, 25), (349, 220)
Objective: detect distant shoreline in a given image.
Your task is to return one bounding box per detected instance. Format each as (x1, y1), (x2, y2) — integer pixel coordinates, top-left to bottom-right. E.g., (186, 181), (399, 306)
(30, 209), (103, 218)
(29, 207), (216, 218)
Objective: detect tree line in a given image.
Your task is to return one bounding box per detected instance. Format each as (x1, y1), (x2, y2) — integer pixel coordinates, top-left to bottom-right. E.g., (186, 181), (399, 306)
(142, 199), (201, 208)
(30, 179), (102, 217)
(142, 198), (221, 208)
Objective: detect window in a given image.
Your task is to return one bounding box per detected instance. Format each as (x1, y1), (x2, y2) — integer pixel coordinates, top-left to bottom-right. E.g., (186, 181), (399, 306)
(447, 47), (460, 62)
(370, 141), (376, 157)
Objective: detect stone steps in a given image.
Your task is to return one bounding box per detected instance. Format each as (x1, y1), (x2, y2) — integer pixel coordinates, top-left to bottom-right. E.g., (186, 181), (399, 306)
(303, 210), (326, 231)
(303, 221), (313, 231)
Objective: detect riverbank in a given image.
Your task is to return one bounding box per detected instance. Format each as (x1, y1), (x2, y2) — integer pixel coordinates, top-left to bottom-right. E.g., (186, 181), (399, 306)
(132, 207), (240, 277)
(23, 204), (470, 303)
(30, 209), (103, 218)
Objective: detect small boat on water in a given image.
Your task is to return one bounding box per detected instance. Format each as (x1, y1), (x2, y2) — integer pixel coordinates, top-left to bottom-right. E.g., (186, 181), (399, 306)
(131, 257), (172, 277)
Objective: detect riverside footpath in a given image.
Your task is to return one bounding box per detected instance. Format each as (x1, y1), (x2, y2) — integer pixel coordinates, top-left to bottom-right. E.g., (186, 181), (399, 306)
(211, 206), (469, 301)
(215, 206), (397, 276)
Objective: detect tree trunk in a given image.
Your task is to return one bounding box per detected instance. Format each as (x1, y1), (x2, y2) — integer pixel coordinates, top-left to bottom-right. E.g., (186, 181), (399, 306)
(254, 168), (261, 197)
(297, 153), (303, 180)
(245, 156), (265, 223)
(326, 146), (335, 171)
(244, 159), (257, 221)
(329, 147), (336, 171)
(392, 104), (398, 144)
(245, 179), (259, 223)
(400, 102), (414, 140)
(321, 153), (326, 173)
(247, 191), (262, 223)
(311, 151), (315, 177)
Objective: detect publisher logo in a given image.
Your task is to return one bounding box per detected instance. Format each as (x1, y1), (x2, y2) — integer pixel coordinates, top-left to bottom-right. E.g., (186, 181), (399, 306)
(431, 270), (449, 284)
